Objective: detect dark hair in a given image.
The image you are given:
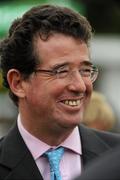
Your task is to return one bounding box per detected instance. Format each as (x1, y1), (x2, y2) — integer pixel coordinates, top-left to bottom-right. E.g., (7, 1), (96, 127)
(0, 4), (92, 105)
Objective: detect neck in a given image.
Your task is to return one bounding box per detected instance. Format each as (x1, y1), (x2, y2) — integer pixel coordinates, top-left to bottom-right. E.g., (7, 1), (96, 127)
(27, 123), (73, 146)
(20, 117), (74, 146)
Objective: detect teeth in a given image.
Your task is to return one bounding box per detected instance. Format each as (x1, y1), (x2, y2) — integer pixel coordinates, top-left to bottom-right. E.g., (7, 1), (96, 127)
(64, 100), (80, 106)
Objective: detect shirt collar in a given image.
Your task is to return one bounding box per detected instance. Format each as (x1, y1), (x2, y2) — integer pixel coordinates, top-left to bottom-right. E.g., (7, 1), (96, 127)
(61, 127), (82, 155)
(17, 114), (82, 160)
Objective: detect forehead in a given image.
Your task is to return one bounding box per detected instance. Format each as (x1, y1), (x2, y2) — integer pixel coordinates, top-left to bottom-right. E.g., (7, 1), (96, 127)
(34, 33), (90, 67)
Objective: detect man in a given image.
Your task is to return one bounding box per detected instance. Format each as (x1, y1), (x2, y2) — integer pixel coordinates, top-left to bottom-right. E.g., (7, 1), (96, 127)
(0, 4), (120, 180)
(75, 145), (120, 180)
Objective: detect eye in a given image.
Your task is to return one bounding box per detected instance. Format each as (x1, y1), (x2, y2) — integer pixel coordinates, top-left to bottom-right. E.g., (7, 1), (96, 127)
(79, 66), (92, 77)
(55, 66), (69, 78)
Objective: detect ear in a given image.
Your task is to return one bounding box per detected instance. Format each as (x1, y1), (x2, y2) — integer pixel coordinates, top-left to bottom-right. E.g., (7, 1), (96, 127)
(7, 69), (26, 98)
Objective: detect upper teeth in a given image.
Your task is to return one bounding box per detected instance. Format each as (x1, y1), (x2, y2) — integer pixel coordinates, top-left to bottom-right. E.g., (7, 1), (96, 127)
(64, 100), (80, 106)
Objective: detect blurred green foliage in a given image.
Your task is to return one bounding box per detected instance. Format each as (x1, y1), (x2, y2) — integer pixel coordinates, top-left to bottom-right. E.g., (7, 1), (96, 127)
(0, 0), (85, 38)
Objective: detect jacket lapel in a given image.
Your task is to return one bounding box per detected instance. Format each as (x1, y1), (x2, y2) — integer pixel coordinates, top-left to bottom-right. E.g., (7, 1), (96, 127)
(0, 123), (112, 179)
(79, 125), (110, 167)
(0, 124), (43, 180)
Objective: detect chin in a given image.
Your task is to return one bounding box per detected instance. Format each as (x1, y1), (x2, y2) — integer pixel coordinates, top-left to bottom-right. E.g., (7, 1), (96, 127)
(60, 119), (81, 129)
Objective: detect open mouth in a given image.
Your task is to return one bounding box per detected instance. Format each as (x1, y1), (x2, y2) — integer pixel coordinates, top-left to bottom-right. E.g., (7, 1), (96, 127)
(62, 100), (81, 106)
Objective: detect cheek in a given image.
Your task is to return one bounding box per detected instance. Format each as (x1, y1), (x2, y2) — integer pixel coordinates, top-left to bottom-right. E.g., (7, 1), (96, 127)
(85, 80), (93, 94)
(26, 89), (50, 114)
(44, 80), (65, 98)
(26, 79), (63, 106)
(24, 80), (44, 105)
(88, 84), (93, 96)
(84, 81), (93, 104)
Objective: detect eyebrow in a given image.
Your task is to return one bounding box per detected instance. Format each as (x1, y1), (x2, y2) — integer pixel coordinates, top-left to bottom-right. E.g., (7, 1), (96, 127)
(81, 61), (93, 66)
(51, 62), (69, 70)
(51, 60), (93, 70)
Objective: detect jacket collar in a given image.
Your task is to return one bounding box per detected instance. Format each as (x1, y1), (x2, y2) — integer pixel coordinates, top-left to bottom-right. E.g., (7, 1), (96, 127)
(0, 123), (111, 179)
(0, 123), (43, 180)
(79, 124), (110, 166)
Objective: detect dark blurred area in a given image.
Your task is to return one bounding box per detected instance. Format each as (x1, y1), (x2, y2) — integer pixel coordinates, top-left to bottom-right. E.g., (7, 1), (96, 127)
(82, 0), (120, 34)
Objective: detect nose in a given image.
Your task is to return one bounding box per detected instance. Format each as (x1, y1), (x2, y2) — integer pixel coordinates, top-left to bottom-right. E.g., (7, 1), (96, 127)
(67, 71), (86, 93)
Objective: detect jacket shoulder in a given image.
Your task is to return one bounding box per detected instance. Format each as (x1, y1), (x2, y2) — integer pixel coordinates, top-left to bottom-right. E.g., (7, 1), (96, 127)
(93, 128), (120, 146)
(79, 124), (120, 147)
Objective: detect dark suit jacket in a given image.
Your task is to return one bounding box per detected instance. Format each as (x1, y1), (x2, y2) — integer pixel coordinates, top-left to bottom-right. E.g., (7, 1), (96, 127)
(75, 145), (120, 180)
(0, 123), (120, 180)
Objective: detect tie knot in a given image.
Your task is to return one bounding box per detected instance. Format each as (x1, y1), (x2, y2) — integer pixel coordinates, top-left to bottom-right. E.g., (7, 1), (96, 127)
(45, 147), (64, 170)
(44, 147), (64, 180)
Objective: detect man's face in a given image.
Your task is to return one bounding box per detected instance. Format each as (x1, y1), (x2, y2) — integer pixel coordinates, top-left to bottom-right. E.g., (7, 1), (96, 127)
(22, 33), (93, 131)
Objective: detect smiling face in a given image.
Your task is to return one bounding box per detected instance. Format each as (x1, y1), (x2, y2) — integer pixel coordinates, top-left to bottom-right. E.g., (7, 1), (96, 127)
(18, 33), (93, 137)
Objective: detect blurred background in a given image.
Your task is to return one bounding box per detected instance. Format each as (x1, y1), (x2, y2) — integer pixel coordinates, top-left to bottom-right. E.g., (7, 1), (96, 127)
(0, 0), (120, 137)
